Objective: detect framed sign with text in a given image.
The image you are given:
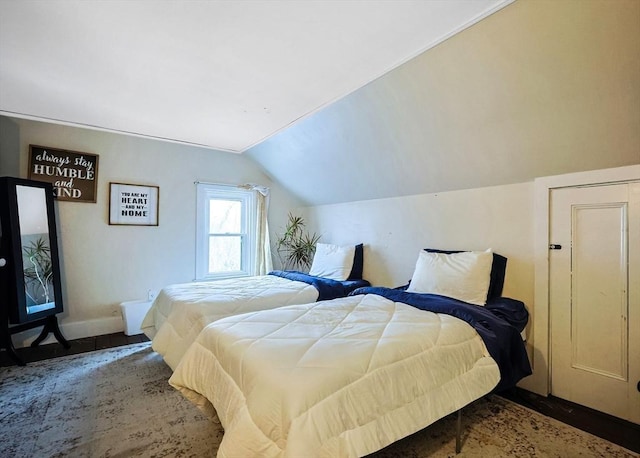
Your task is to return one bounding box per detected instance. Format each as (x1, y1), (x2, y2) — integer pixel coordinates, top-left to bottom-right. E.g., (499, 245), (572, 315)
(109, 182), (159, 226)
(28, 145), (99, 203)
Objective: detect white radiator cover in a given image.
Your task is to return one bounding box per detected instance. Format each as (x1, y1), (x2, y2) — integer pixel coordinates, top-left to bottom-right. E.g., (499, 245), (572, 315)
(120, 300), (153, 336)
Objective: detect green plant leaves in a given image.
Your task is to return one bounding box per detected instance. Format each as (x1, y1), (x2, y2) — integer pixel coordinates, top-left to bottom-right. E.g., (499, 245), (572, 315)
(276, 213), (320, 271)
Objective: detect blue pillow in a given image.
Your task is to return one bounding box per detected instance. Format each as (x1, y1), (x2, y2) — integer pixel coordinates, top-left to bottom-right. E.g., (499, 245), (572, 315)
(347, 244), (364, 280)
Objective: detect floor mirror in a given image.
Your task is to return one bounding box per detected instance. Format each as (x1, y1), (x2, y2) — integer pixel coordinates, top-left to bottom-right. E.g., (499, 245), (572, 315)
(0, 176), (69, 365)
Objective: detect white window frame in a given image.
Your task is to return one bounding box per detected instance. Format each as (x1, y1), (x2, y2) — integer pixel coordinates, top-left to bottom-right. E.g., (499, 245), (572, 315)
(195, 183), (257, 280)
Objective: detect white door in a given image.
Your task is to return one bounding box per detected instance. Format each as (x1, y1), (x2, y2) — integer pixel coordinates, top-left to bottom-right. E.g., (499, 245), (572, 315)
(550, 182), (640, 424)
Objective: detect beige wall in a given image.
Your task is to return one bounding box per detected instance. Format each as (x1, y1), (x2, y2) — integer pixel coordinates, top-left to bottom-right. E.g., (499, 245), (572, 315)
(0, 116), (302, 344)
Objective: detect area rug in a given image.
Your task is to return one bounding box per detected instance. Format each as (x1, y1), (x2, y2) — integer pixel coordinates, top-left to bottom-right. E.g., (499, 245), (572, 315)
(0, 343), (636, 458)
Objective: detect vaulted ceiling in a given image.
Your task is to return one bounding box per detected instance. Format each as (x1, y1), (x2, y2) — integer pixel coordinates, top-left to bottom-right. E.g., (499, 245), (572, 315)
(246, 0), (640, 205)
(2, 1), (638, 207)
(0, 0), (512, 153)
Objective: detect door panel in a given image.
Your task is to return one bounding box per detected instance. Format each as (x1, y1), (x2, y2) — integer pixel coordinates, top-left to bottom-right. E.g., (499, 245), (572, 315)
(571, 203), (627, 380)
(550, 183), (639, 424)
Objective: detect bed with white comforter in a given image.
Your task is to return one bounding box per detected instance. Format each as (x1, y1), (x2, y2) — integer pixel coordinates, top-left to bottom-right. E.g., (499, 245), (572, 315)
(142, 272), (368, 370)
(169, 289), (529, 457)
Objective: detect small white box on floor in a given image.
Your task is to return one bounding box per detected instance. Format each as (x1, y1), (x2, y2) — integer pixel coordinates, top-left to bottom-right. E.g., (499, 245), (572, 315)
(120, 300), (153, 336)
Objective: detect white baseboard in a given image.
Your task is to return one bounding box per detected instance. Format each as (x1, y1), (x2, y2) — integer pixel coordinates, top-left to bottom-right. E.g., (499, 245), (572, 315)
(11, 316), (125, 348)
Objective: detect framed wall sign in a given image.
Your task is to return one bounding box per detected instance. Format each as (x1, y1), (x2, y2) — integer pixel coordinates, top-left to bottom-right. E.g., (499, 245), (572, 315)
(28, 145), (99, 203)
(109, 183), (159, 226)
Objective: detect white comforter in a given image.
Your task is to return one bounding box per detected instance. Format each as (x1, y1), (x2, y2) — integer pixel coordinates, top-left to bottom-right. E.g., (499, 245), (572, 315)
(141, 275), (319, 370)
(169, 293), (500, 457)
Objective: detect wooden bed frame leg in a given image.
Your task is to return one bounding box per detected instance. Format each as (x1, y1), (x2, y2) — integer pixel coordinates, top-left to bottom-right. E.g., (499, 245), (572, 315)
(455, 408), (462, 454)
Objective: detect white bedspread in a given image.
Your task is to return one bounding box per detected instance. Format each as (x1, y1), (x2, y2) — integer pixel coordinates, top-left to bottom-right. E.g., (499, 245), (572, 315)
(169, 293), (500, 457)
(141, 275), (318, 370)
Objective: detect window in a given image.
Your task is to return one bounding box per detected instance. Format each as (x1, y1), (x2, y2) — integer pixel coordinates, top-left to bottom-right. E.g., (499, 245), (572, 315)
(195, 184), (256, 280)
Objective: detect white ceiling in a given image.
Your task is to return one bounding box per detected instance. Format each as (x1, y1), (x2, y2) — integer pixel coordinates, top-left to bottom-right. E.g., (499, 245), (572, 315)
(0, 0), (512, 153)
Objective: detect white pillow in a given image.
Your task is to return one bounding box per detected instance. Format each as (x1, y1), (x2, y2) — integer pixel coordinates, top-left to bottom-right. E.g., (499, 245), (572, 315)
(308, 243), (356, 281)
(406, 249), (493, 305)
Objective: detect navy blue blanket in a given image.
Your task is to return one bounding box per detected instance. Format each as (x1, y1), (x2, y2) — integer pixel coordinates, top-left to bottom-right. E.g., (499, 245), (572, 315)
(349, 286), (532, 392)
(269, 271), (370, 301)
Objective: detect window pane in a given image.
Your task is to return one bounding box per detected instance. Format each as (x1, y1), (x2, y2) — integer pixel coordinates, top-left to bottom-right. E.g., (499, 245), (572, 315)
(208, 235), (241, 272)
(196, 183), (256, 280)
(209, 200), (241, 233)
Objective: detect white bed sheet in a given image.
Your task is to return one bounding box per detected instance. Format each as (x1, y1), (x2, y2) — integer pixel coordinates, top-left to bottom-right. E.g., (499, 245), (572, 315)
(141, 275), (319, 370)
(169, 293), (500, 457)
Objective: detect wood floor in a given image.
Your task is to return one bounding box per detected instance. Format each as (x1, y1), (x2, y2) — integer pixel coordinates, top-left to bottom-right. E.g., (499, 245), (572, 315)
(500, 387), (639, 454)
(1, 332), (638, 454)
(0, 332), (149, 367)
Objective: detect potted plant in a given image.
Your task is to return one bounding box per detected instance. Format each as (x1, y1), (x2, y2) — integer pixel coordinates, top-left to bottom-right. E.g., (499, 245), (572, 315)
(276, 213), (321, 272)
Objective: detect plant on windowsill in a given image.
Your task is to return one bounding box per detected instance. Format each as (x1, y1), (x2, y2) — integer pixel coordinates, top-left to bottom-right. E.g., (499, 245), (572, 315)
(275, 213), (321, 272)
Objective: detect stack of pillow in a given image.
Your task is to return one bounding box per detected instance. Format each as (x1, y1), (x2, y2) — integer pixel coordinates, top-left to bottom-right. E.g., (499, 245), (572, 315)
(308, 243), (363, 281)
(407, 249), (498, 306)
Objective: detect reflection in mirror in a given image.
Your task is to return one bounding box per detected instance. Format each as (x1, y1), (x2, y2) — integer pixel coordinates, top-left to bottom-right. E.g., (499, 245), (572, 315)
(16, 185), (55, 314)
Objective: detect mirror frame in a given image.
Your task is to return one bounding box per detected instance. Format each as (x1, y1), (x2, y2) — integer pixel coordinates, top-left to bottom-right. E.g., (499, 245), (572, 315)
(0, 177), (64, 324)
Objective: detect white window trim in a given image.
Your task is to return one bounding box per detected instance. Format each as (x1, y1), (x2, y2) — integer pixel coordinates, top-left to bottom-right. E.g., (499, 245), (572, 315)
(195, 183), (257, 280)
